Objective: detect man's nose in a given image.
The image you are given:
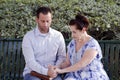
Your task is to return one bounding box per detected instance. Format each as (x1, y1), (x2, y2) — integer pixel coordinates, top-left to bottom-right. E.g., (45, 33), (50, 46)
(44, 22), (48, 26)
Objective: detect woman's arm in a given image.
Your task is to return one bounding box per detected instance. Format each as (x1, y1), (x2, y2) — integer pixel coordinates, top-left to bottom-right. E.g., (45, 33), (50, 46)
(56, 49), (97, 74)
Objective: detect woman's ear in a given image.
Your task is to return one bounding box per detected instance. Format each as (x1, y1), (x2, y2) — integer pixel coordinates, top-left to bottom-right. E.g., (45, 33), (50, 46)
(82, 27), (87, 32)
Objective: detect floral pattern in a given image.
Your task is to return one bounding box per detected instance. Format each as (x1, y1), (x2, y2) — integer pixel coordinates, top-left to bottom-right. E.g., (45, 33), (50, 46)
(64, 37), (109, 80)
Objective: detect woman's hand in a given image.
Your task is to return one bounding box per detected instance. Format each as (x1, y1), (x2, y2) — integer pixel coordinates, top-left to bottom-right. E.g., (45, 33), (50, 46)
(55, 68), (63, 74)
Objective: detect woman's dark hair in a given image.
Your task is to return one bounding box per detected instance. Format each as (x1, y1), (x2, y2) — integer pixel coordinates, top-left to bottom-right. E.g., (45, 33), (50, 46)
(69, 13), (89, 30)
(36, 6), (52, 18)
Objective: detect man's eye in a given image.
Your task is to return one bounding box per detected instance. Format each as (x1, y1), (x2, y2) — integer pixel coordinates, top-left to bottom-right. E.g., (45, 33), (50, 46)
(47, 21), (49, 23)
(73, 31), (76, 33)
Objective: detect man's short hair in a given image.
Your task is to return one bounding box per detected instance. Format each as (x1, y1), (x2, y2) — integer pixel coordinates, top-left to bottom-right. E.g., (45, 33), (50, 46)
(36, 6), (52, 18)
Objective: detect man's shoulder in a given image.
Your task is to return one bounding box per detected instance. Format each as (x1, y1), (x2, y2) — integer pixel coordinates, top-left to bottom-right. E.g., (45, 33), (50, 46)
(51, 28), (60, 33)
(24, 29), (34, 38)
(51, 28), (62, 35)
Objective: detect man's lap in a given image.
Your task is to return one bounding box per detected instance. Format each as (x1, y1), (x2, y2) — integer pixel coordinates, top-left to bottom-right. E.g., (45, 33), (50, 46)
(24, 73), (62, 80)
(24, 73), (40, 80)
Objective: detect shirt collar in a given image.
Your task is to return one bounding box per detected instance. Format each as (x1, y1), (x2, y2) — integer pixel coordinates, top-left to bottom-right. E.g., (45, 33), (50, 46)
(35, 26), (52, 37)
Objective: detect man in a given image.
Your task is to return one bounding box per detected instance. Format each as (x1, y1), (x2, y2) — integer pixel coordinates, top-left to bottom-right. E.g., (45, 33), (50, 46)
(22, 6), (66, 80)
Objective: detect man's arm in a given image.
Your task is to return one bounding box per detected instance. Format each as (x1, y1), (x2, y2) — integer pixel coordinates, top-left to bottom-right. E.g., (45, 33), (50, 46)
(55, 33), (66, 67)
(22, 34), (48, 75)
(30, 66), (57, 79)
(59, 53), (71, 69)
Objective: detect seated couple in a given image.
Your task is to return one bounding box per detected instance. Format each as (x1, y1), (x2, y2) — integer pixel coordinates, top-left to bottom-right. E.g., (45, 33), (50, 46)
(22, 6), (109, 80)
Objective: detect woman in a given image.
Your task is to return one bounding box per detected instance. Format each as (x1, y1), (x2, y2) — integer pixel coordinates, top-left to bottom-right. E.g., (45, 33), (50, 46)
(55, 14), (109, 80)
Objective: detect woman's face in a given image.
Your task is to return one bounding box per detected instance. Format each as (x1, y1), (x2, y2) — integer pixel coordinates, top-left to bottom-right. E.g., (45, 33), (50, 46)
(70, 25), (84, 41)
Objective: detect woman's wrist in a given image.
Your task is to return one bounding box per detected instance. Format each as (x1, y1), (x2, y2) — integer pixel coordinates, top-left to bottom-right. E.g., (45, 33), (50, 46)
(61, 69), (66, 73)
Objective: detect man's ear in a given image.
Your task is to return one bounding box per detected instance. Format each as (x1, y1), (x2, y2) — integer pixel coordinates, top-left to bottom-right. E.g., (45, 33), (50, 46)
(35, 17), (38, 23)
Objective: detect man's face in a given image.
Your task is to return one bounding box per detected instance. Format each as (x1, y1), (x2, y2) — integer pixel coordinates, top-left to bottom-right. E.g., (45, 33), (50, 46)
(36, 12), (52, 33)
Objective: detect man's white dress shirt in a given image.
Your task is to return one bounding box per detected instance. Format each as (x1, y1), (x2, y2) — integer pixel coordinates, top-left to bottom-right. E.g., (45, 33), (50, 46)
(22, 26), (66, 76)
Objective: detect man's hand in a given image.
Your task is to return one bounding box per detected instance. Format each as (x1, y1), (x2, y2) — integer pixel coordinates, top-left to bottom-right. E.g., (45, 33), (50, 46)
(47, 65), (57, 78)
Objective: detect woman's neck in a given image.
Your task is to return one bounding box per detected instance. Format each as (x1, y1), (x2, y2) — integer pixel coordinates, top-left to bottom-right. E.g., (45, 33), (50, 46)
(76, 32), (90, 43)
(75, 34), (91, 53)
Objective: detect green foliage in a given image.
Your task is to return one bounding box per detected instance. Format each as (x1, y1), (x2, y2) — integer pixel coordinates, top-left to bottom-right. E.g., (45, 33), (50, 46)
(0, 0), (120, 40)
(0, 0), (37, 38)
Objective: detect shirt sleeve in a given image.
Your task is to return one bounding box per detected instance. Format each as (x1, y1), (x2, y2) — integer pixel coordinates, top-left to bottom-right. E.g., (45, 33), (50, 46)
(86, 40), (99, 51)
(55, 33), (66, 66)
(22, 34), (48, 75)
(86, 39), (103, 59)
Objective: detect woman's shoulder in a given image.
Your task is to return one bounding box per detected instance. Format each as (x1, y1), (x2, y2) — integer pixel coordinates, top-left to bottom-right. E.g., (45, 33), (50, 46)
(67, 39), (75, 48)
(84, 37), (101, 49)
(89, 37), (99, 45)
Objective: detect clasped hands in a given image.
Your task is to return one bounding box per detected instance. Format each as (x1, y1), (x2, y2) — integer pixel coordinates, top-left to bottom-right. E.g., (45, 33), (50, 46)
(47, 65), (62, 79)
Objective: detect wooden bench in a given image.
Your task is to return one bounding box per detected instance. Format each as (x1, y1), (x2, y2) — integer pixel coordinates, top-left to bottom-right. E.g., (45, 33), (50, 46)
(0, 39), (24, 80)
(0, 39), (120, 80)
(99, 40), (120, 80)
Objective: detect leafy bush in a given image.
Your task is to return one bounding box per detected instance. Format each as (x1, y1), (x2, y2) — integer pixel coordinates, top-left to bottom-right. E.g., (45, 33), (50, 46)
(0, 0), (120, 40)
